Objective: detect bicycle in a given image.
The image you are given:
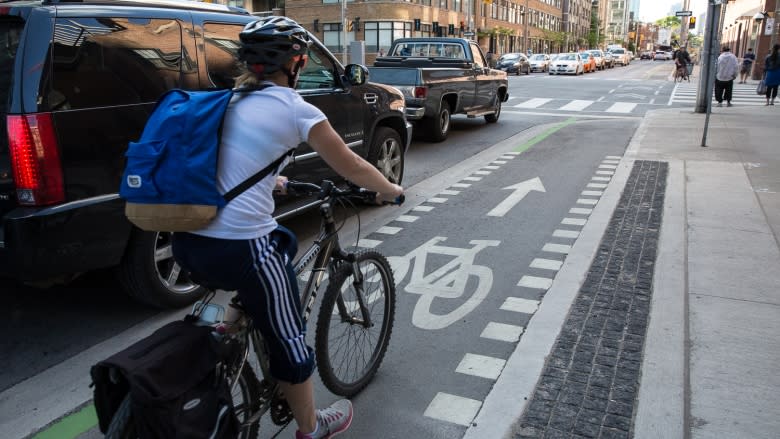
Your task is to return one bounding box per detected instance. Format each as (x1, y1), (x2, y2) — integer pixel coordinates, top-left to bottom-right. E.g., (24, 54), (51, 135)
(674, 63), (690, 82)
(106, 180), (403, 438)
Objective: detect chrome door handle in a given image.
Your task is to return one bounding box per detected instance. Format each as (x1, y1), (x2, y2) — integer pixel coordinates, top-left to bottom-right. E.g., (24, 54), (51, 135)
(364, 93), (378, 104)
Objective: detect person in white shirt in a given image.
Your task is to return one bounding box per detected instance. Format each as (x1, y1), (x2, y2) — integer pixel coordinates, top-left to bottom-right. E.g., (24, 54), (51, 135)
(715, 46), (739, 107)
(172, 16), (403, 439)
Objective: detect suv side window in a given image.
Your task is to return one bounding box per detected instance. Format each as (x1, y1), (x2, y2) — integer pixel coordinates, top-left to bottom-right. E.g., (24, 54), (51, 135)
(296, 44), (337, 91)
(203, 22), (243, 88)
(48, 17), (182, 110)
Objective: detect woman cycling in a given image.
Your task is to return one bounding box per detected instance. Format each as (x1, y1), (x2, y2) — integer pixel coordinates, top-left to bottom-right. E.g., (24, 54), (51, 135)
(171, 16), (403, 439)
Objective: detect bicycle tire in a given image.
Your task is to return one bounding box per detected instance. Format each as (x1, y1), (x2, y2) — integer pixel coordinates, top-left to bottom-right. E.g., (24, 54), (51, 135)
(104, 366), (261, 439)
(314, 250), (396, 397)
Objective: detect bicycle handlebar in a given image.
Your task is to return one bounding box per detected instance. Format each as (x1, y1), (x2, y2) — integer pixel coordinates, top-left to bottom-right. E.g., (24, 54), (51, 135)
(285, 180), (405, 206)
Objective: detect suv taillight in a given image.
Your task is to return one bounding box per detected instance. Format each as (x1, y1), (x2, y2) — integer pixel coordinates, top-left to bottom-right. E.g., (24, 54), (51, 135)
(7, 114), (65, 206)
(414, 86), (427, 99)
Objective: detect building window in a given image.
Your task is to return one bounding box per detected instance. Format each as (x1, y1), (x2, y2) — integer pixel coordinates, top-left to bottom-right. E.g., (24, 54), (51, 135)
(454, 0), (461, 12)
(439, 0), (447, 9)
(365, 21), (411, 53)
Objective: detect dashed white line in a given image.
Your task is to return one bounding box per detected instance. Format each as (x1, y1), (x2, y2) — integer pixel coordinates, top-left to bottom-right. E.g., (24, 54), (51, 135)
(395, 215), (419, 223)
(480, 322), (524, 342)
(500, 297), (541, 313)
(553, 229), (581, 239)
(440, 190), (460, 196)
(412, 205), (435, 212)
(463, 176), (483, 181)
(543, 243), (572, 254)
(474, 170), (492, 175)
(599, 164), (618, 169)
(492, 160), (508, 165)
(606, 155), (622, 159)
(376, 226), (402, 235)
(424, 393), (481, 426)
(530, 258), (563, 271)
(592, 176), (611, 181)
(596, 170), (615, 175)
(569, 207), (593, 215)
(428, 197), (448, 203)
(455, 354), (506, 380)
(577, 198), (599, 205)
(562, 217), (588, 226)
(451, 183), (472, 188)
(582, 190), (603, 196)
(483, 165), (500, 170)
(357, 239), (382, 248)
(517, 276), (553, 290)
(587, 183), (608, 189)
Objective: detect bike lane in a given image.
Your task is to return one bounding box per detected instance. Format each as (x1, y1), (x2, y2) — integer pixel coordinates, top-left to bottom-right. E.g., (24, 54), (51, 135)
(338, 117), (640, 438)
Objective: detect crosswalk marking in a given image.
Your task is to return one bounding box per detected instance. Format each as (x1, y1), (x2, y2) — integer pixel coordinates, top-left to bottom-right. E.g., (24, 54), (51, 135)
(605, 102), (637, 113)
(514, 98), (553, 108)
(671, 82), (768, 106)
(559, 99), (594, 111)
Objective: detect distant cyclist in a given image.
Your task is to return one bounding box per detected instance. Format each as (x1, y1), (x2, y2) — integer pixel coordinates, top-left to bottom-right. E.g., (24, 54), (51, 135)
(739, 48), (756, 83)
(171, 16), (403, 439)
(675, 47), (692, 79)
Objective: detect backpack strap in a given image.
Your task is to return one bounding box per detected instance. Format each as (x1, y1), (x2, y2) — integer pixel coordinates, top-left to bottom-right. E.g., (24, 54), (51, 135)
(222, 148), (295, 202)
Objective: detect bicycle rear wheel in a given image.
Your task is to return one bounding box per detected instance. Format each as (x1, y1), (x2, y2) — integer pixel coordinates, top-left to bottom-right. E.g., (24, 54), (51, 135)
(314, 250), (396, 397)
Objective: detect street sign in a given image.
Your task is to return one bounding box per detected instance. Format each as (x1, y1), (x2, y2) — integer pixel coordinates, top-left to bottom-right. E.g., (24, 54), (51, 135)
(463, 31), (475, 37)
(676, 10), (693, 16)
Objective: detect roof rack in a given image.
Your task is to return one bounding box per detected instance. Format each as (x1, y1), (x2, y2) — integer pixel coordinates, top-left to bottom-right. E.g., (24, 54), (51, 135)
(42, 0), (249, 14)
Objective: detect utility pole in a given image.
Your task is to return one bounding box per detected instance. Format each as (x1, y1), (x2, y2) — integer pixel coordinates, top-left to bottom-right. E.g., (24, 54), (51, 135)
(524, 0), (529, 53)
(680, 0), (690, 47)
(698, 0), (727, 147)
(341, 0), (347, 64)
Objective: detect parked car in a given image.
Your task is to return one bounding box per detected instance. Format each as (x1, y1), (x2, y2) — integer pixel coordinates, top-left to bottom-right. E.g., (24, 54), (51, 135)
(603, 52), (615, 68)
(580, 52), (597, 73)
(372, 38), (509, 142)
(640, 51), (653, 60)
(528, 54), (551, 72)
(609, 48), (630, 66)
(1, 0), (411, 308)
(496, 52), (531, 75)
(549, 53), (583, 75)
(587, 50), (605, 70)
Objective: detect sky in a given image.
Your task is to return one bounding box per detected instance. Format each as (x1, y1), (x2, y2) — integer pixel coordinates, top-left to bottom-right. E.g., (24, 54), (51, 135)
(638, 0), (708, 23)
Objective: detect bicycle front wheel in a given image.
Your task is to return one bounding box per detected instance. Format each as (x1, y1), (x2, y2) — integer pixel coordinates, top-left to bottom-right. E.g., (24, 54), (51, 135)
(315, 250), (396, 397)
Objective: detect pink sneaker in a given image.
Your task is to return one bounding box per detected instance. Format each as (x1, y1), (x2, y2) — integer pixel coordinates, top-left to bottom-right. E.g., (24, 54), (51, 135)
(295, 399), (353, 439)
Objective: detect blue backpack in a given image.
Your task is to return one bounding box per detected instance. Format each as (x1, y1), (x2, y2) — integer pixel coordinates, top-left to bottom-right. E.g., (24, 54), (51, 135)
(120, 86), (293, 232)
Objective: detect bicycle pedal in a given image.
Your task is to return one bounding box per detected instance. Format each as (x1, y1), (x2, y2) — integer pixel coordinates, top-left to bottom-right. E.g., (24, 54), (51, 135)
(270, 395), (294, 425)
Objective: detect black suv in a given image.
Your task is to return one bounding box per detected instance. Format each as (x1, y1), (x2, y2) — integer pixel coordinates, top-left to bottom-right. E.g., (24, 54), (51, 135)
(1, 0), (410, 308)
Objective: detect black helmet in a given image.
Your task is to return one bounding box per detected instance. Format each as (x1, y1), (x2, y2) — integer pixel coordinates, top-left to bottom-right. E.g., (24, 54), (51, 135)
(238, 16), (311, 75)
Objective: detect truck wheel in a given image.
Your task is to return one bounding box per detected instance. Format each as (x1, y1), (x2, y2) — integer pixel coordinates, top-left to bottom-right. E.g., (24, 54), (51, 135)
(115, 229), (206, 308)
(368, 127), (404, 184)
(424, 102), (451, 142)
(484, 97), (501, 123)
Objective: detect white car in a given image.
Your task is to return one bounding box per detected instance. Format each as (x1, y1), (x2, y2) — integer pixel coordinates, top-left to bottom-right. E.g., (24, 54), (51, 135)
(609, 48), (630, 66)
(549, 53), (583, 75)
(528, 54), (551, 72)
(654, 51), (670, 61)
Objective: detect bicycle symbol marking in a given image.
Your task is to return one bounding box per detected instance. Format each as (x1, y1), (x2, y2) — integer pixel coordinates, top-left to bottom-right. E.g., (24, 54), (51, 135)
(387, 236), (500, 330)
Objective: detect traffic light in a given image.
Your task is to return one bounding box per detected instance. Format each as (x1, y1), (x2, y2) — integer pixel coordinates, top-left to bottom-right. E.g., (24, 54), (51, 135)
(448, 23), (455, 35)
(353, 17), (360, 32)
(689, 17), (696, 29)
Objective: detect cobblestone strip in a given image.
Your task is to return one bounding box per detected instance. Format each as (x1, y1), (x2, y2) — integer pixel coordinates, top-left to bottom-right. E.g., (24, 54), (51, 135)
(513, 160), (668, 439)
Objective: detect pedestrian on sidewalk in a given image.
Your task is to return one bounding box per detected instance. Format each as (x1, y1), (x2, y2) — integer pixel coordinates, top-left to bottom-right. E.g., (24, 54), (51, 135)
(739, 48), (755, 83)
(763, 44), (780, 106)
(715, 46), (739, 107)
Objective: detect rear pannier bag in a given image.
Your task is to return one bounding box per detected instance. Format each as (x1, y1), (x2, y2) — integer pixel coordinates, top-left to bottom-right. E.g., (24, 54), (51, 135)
(90, 320), (239, 438)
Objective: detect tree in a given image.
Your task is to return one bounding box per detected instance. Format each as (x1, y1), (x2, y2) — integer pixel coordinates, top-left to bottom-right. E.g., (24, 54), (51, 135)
(655, 16), (681, 28)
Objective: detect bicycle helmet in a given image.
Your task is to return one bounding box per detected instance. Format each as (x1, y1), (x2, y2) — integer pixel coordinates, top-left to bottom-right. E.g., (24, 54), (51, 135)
(238, 16), (311, 80)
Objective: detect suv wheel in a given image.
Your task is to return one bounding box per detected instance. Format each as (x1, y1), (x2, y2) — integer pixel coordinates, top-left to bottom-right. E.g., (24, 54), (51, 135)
(424, 102), (451, 142)
(368, 127), (404, 184)
(116, 229), (205, 308)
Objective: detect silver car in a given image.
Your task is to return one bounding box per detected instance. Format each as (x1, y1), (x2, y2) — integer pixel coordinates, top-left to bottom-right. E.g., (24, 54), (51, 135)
(528, 54), (551, 72)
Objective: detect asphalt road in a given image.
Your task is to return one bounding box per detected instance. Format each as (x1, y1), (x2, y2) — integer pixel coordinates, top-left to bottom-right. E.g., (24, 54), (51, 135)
(1, 59), (682, 439)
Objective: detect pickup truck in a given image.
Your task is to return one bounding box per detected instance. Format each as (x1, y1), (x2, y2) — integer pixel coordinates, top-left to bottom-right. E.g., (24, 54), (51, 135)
(369, 38), (509, 142)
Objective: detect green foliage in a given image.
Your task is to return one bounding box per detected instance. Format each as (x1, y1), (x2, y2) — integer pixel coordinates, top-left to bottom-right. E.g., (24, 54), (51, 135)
(655, 16), (681, 28)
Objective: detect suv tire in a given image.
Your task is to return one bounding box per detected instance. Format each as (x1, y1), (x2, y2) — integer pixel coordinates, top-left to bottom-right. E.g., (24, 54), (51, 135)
(484, 96), (501, 123)
(368, 127), (405, 184)
(115, 229), (206, 308)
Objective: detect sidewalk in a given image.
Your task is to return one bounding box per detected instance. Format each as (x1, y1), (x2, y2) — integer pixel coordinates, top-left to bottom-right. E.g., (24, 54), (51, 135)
(468, 86), (780, 438)
(632, 103), (780, 438)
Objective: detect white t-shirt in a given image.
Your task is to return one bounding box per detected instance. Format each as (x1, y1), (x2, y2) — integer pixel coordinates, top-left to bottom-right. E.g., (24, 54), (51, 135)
(194, 83), (327, 239)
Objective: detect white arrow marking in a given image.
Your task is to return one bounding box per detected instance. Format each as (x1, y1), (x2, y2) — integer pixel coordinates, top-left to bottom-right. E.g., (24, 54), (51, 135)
(487, 177), (546, 217)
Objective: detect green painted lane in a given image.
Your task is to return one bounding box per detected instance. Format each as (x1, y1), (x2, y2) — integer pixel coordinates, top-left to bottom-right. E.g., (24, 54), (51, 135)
(514, 117), (577, 154)
(30, 404), (97, 439)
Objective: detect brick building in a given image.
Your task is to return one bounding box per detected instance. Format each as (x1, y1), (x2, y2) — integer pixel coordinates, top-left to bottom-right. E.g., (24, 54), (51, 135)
(222, 0), (597, 60)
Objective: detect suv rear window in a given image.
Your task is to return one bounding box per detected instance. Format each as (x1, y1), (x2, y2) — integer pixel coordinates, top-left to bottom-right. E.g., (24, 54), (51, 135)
(1, 17), (24, 152)
(46, 17), (183, 110)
